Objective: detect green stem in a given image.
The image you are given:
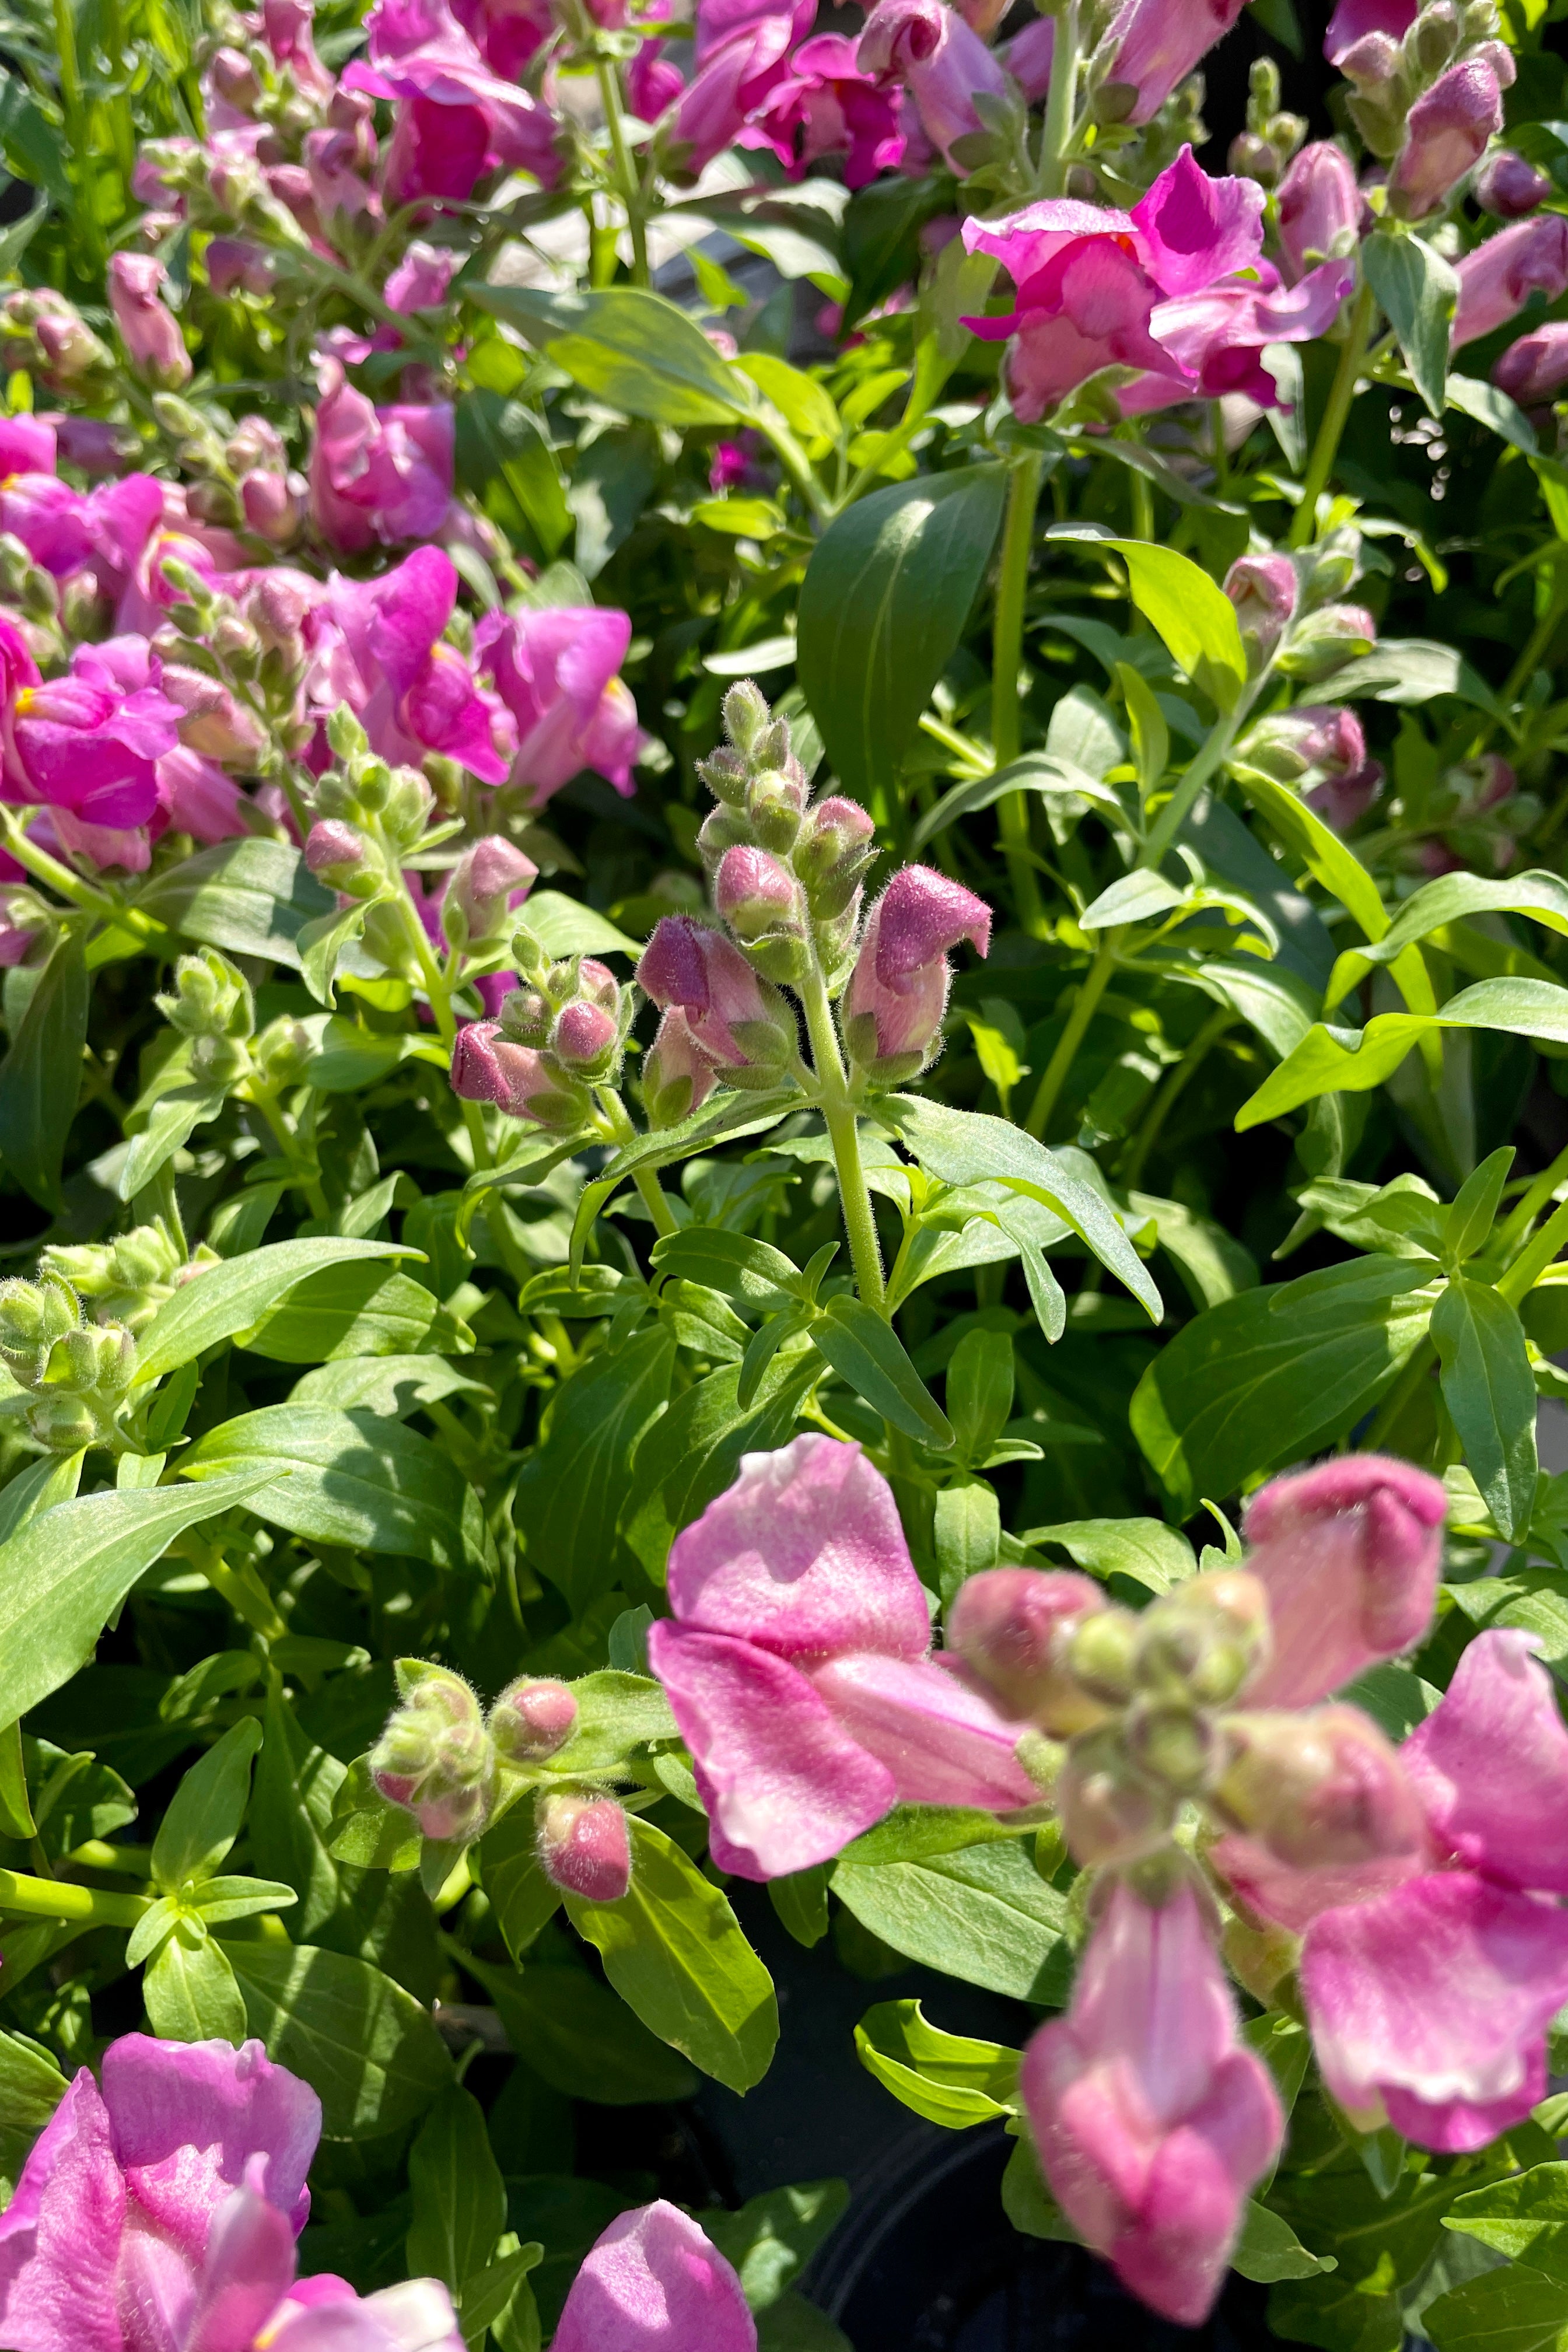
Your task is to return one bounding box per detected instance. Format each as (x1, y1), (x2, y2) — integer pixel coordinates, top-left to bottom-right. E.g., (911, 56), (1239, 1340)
(598, 1087), (677, 1240)
(1118, 1007), (1234, 1191)
(1139, 692), (1256, 872)
(595, 57), (649, 285)
(1037, 0), (1079, 197)
(1497, 1141), (1568, 1256)
(797, 966), (885, 1309)
(0, 1868), (148, 1927)
(754, 414), (830, 521)
(1499, 1191), (1568, 1307)
(1287, 279), (1374, 552)
(0, 806), (151, 932)
(242, 1076), (331, 1223)
(993, 453), (1046, 936)
(1024, 937), (1119, 1140)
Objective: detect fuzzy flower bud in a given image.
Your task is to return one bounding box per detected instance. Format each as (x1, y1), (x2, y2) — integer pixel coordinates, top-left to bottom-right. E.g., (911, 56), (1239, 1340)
(1213, 1705), (1429, 1923)
(106, 253), (191, 390)
(551, 998), (621, 1076)
(1132, 1572), (1272, 1711)
(1475, 146), (1553, 218)
(718, 679), (771, 760)
(946, 1568), (1110, 1734)
(637, 916), (797, 1080)
(304, 818), (378, 897)
(1237, 703), (1368, 783)
(643, 1007), (719, 1128)
(1493, 321), (1568, 408)
(1388, 57), (1504, 218)
(745, 764), (808, 856)
(1057, 1724), (1175, 1868)
(490, 1677), (578, 1763)
(0, 1273), (82, 1387)
(844, 866), (991, 1085)
(155, 947), (253, 1040)
(1276, 141), (1363, 278)
(371, 1663), (495, 1843)
(714, 845), (808, 982)
(446, 835), (537, 943)
(450, 1024), (589, 1129)
(794, 795), (878, 919)
(1224, 554), (1298, 664)
(1276, 603), (1378, 682)
(537, 1793), (632, 1903)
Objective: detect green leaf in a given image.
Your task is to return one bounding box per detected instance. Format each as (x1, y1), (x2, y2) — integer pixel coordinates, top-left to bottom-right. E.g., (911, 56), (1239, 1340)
(407, 2084), (508, 2302)
(144, 1922), (248, 2045)
(0, 1448), (83, 1549)
(520, 890), (642, 961)
(946, 1327), (1014, 1466)
(468, 284), (751, 428)
(854, 1997), (1020, 2128)
(1237, 980), (1568, 1129)
(1364, 229), (1458, 417)
(706, 2182), (850, 2314)
(134, 1238), (414, 1383)
(1325, 871), (1568, 1010)
(298, 903), (369, 1008)
(152, 1720), (261, 1891)
(810, 1296), (953, 1448)
(1231, 765), (1391, 944)
(290, 1356), (487, 1419)
(476, 1805), (563, 1964)
(1130, 1258), (1435, 1514)
(832, 1838), (1070, 2001)
(625, 1345), (818, 1573)
(1021, 1516), (1197, 1594)
(1233, 2203), (1338, 2284)
(222, 1937), (451, 2138)
(1445, 1149), (1516, 1267)
(651, 1227), (803, 1311)
(933, 1479), (1001, 1605)
(465, 1951), (699, 2105)
(509, 1328), (675, 1607)
(878, 1097), (1161, 1322)
(735, 353), (840, 444)
(324, 1755), (422, 1873)
(1093, 540), (1247, 710)
(1432, 1278), (1538, 1542)
(1447, 372), (1537, 453)
(564, 1817), (779, 2094)
(454, 390), (572, 564)
(0, 1473), (272, 1727)
(118, 1084), (229, 1200)
(132, 839), (335, 970)
(0, 2027), (65, 2192)
(178, 1407), (478, 1570)
(0, 930), (86, 1210)
(768, 1866), (830, 1950)
(797, 464), (1007, 805)
(1446, 2166), (1568, 2277)
(1315, 636), (1496, 711)
(912, 752), (1126, 853)
(242, 1266), (443, 1365)
(1425, 2263), (1568, 2352)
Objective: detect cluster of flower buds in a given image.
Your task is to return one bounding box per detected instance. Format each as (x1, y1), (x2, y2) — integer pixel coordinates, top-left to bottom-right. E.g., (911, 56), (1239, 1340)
(153, 945), (313, 1100)
(0, 288), (115, 398)
(40, 1217), (218, 1334)
(148, 544), (315, 769)
(1223, 533), (1377, 685)
(371, 1664), (632, 1901)
(0, 1271), (139, 1451)
(304, 704), (435, 909)
(1336, 0), (1515, 216)
(1228, 58), (1307, 188)
(452, 933), (631, 1130)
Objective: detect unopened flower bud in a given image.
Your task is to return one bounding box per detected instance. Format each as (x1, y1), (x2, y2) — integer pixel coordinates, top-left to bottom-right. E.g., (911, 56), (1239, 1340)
(209, 44), (263, 109)
(946, 1569), (1110, 1733)
(746, 765), (807, 855)
(371, 1662), (495, 1844)
(1068, 1606), (1142, 1706)
(490, 1677), (578, 1763)
(715, 846), (807, 978)
(794, 795), (878, 919)
(1475, 146), (1552, 218)
(0, 1273), (81, 1387)
(576, 957), (621, 1013)
(1237, 703), (1367, 783)
(719, 679), (771, 760)
(1446, 751), (1516, 817)
(536, 1793), (631, 1902)
(1276, 603), (1377, 681)
(446, 835), (537, 943)
(643, 1007), (719, 1127)
(552, 998), (620, 1074)
(253, 1016), (313, 1087)
(107, 252), (191, 389)
(844, 866), (991, 1086)
(498, 985), (552, 1047)
(1276, 141), (1364, 281)
(304, 819), (377, 896)
(1216, 1706), (1426, 1868)
(51, 1320), (137, 1401)
(382, 766), (435, 853)
(26, 1393), (99, 1451)
(637, 916), (797, 1079)
(1388, 56), (1503, 219)
(1058, 1724), (1174, 1867)
(1133, 1571), (1272, 1709)
(1124, 1696), (1219, 1793)
(1494, 321), (1568, 408)
(450, 1024), (588, 1129)
(327, 702), (369, 764)
(696, 745), (749, 807)
(1224, 554), (1298, 664)
(156, 947), (253, 1040)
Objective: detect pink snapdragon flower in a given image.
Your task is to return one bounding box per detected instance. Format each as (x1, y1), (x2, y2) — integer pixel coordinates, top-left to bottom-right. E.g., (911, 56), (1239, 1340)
(638, 912), (797, 1073)
(744, 33), (906, 186)
(475, 604), (645, 803)
(450, 1023), (586, 1124)
(1023, 1875), (1283, 2324)
(844, 864), (991, 1079)
(668, 0), (814, 174)
(1300, 1631), (1568, 2150)
(554, 2203), (757, 2352)
(1097, 0), (1250, 126)
(308, 360), (454, 553)
(961, 148), (1266, 419)
(107, 253), (191, 389)
(648, 1434), (1038, 1879)
(1276, 141), (1363, 281)
(315, 548), (512, 783)
(344, 0), (563, 203)
(1494, 321), (1568, 408)
(1, 628), (182, 838)
(1388, 56), (1506, 219)
(856, 0), (1008, 173)
(0, 2032), (466, 2352)
(1116, 257), (1354, 415)
(1452, 214), (1568, 350)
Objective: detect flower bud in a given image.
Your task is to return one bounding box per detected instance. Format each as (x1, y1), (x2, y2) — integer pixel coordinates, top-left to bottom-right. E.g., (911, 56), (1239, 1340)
(1237, 703), (1367, 783)
(844, 866), (991, 1086)
(746, 764), (808, 855)
(695, 745), (749, 808)
(371, 1662), (495, 1844)
(381, 766), (435, 853)
(1057, 1724), (1174, 1868)
(945, 1568), (1110, 1733)
(551, 998), (621, 1075)
(1224, 554), (1298, 663)
(576, 957), (621, 1013)
(1276, 603), (1377, 681)
(1133, 1571), (1271, 1710)
(715, 845), (808, 981)
(155, 947), (253, 1040)
(450, 1024), (589, 1129)
(1068, 1605), (1142, 1706)
(1124, 1697), (1219, 1793)
(0, 884), (51, 969)
(1475, 146), (1553, 218)
(446, 835), (537, 943)
(794, 796), (878, 920)
(252, 1016), (313, 1088)
(536, 1793), (632, 1902)
(1494, 321), (1568, 408)
(25, 1393), (99, 1452)
(642, 1007), (719, 1127)
(498, 985), (552, 1048)
(50, 1320), (137, 1402)
(637, 916), (797, 1079)
(0, 1273), (81, 1387)
(490, 1676), (578, 1763)
(304, 818), (378, 897)
(107, 252), (191, 390)
(1446, 752), (1516, 817)
(1388, 57), (1504, 219)
(1216, 1706), (1427, 1868)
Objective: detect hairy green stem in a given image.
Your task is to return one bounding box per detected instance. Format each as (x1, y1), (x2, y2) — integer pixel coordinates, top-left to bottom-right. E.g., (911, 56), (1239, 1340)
(1025, 936), (1119, 1140)
(993, 453), (1046, 936)
(595, 57), (649, 285)
(1287, 279), (1374, 552)
(797, 965), (885, 1308)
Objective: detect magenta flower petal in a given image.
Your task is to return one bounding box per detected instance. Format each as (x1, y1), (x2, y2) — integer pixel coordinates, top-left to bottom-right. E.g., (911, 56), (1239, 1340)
(1301, 1870), (1568, 2150)
(1129, 146), (1265, 294)
(554, 2202), (756, 2352)
(664, 1432), (930, 1664)
(102, 2034), (320, 2250)
(809, 1651), (1038, 1810)
(181, 2171), (299, 2352)
(0, 2067), (124, 2352)
(1399, 1628), (1568, 1894)
(648, 1623), (897, 1878)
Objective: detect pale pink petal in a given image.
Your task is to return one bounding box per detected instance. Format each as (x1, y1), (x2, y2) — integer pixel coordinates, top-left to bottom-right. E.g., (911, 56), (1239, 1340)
(1400, 1628), (1568, 1894)
(0, 2068), (125, 2352)
(809, 1651), (1038, 1810)
(102, 2034), (320, 2251)
(554, 2203), (755, 2352)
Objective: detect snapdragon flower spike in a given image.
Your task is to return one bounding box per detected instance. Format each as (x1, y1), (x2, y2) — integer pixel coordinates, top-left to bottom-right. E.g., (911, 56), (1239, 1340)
(537, 1793), (633, 1903)
(490, 1675), (578, 1763)
(370, 1662), (495, 1843)
(844, 865), (991, 1085)
(648, 1434), (1037, 1880)
(1300, 1632), (1568, 2150)
(1022, 1872), (1283, 2325)
(308, 361), (454, 554)
(553, 2202), (757, 2352)
(1240, 1455), (1447, 1709)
